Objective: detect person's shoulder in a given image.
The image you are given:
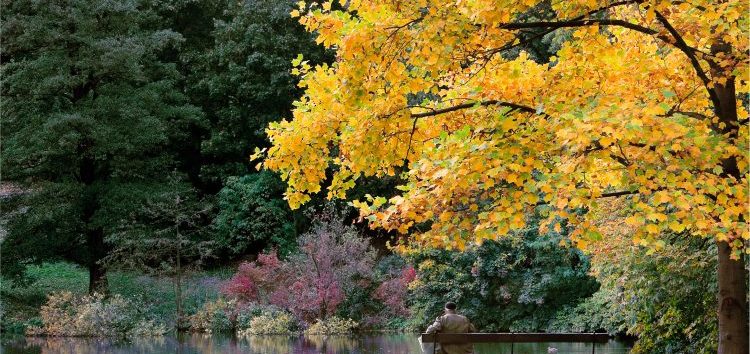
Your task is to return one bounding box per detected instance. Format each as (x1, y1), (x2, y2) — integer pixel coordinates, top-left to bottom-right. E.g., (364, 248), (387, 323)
(445, 313), (468, 320)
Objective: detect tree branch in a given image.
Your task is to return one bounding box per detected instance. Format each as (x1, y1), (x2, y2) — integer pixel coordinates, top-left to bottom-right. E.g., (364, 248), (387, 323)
(483, 0), (643, 57)
(667, 111), (710, 120)
(534, 189), (640, 206)
(652, 10), (721, 111)
(499, 19), (659, 36)
(410, 100), (536, 118)
(599, 189), (640, 198)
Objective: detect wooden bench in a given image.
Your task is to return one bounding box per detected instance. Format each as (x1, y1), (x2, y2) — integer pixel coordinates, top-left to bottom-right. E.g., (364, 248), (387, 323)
(420, 332), (611, 354)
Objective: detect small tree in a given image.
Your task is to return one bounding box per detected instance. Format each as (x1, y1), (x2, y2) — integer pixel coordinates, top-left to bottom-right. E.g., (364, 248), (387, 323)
(107, 175), (214, 329)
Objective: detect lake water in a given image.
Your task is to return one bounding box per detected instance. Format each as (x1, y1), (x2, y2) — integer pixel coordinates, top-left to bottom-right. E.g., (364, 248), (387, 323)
(1, 333), (631, 354)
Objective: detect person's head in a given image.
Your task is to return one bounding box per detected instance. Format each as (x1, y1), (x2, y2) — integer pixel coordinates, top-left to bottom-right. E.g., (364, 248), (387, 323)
(444, 302), (457, 313)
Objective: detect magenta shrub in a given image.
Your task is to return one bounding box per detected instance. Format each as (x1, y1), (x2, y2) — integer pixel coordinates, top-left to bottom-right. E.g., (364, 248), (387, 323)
(222, 215), (383, 324)
(374, 266), (416, 317)
(221, 251), (289, 306)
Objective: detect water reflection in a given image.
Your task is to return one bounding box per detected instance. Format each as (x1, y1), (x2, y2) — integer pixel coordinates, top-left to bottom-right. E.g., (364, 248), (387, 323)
(1, 334), (630, 354)
(243, 335), (294, 353)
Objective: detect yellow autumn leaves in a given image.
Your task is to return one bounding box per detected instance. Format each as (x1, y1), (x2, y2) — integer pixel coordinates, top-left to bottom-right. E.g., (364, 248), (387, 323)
(262, 0), (749, 256)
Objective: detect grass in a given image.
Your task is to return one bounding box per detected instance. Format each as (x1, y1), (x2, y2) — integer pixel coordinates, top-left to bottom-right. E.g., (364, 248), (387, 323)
(0, 262), (234, 332)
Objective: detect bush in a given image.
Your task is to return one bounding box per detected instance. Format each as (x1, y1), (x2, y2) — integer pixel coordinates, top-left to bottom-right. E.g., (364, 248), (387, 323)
(546, 287), (626, 333)
(214, 172), (297, 256)
(26, 291), (166, 337)
(374, 266), (416, 318)
(404, 215), (598, 332)
(1, 262), (231, 332)
(239, 313), (297, 335)
(188, 298), (236, 333)
(221, 252), (289, 305)
(575, 233), (718, 353)
(129, 320), (169, 337)
(304, 316), (358, 334)
(222, 212), (378, 324)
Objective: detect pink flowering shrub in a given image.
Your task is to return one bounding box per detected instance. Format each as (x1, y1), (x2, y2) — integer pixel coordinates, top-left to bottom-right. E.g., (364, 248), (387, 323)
(284, 216), (377, 322)
(221, 251), (289, 305)
(222, 212), (377, 324)
(374, 266), (416, 317)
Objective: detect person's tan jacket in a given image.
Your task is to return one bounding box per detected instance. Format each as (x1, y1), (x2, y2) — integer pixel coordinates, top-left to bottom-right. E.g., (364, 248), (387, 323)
(425, 311), (477, 354)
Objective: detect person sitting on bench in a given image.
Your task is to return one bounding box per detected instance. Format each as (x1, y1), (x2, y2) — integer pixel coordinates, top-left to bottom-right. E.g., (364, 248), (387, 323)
(425, 302), (477, 354)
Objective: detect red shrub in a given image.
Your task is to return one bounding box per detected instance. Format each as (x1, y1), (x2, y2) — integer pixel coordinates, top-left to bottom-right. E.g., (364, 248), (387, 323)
(222, 215), (377, 323)
(374, 266), (416, 317)
(222, 251), (288, 304)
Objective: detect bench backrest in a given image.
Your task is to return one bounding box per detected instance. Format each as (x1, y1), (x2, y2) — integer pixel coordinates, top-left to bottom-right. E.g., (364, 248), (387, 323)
(420, 333), (610, 344)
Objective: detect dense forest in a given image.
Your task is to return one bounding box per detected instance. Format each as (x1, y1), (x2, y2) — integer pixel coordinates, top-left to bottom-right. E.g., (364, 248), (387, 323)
(1, 0), (747, 353)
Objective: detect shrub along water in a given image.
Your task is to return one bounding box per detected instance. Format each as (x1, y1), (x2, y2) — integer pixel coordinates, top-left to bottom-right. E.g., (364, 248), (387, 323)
(221, 213), (385, 330)
(0, 262), (230, 335)
(25, 292), (166, 337)
(239, 312), (297, 335)
(304, 317), (359, 335)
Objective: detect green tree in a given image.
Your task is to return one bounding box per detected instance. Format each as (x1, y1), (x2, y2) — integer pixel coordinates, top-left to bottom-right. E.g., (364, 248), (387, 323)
(213, 171), (296, 256)
(1, 0), (201, 293)
(406, 214), (598, 332)
(106, 174), (215, 328)
(189, 0), (331, 191)
(551, 233), (719, 353)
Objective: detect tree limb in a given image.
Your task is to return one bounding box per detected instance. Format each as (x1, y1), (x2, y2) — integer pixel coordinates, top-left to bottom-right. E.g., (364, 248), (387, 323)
(652, 10), (721, 111)
(410, 100), (536, 118)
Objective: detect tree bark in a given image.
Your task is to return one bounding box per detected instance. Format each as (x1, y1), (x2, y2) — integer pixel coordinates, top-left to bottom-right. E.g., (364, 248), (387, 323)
(709, 35), (748, 353)
(175, 221), (185, 330)
(80, 151), (108, 295)
(717, 242), (749, 354)
(87, 227), (109, 294)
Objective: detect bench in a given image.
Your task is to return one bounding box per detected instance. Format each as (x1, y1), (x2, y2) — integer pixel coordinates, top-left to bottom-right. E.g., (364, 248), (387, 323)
(420, 332), (611, 354)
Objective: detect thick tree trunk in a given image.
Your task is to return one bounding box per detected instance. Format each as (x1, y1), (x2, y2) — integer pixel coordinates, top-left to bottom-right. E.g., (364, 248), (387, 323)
(88, 261), (108, 294)
(717, 242), (749, 354)
(709, 37), (748, 353)
(87, 227), (108, 294)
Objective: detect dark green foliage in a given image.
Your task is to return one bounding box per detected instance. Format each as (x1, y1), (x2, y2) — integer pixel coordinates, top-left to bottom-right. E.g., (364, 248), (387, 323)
(213, 171), (296, 256)
(105, 174), (216, 273)
(406, 217), (598, 332)
(546, 286), (626, 334)
(1, 0), (201, 291)
(551, 236), (718, 353)
(188, 0), (332, 191)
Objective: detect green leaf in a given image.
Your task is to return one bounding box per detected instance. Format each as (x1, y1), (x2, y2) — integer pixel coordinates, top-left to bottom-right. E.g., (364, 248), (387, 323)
(661, 90), (676, 98)
(455, 125), (471, 139)
(292, 53), (304, 66)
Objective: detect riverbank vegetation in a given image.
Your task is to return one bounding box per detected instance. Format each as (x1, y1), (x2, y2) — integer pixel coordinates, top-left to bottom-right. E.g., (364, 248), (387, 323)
(1, 0), (746, 352)
(2, 211), (718, 351)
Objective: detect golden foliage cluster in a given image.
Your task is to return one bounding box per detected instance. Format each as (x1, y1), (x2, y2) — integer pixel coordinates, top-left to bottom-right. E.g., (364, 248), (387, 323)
(262, 0), (749, 257)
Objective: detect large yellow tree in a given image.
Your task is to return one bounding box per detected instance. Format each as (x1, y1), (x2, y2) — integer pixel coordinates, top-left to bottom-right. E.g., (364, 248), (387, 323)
(260, 0), (749, 351)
